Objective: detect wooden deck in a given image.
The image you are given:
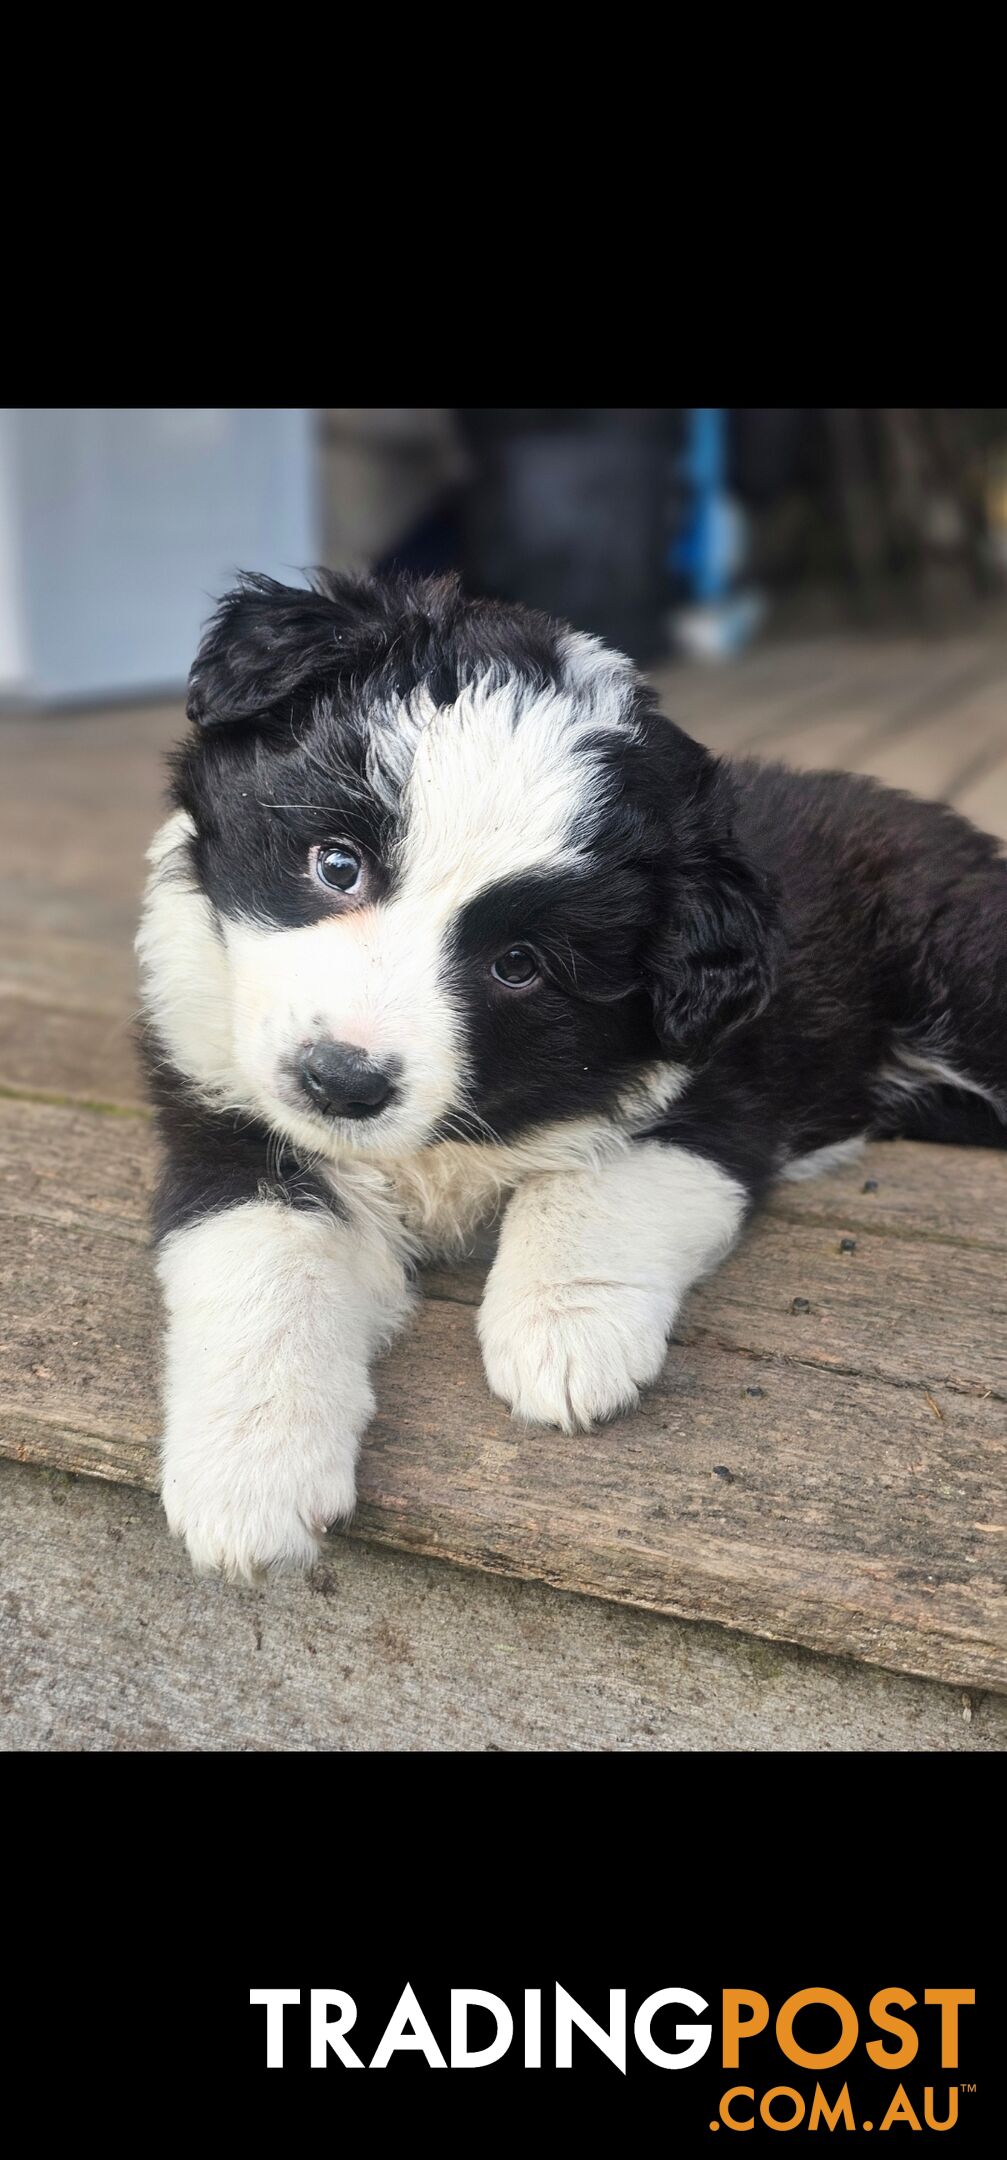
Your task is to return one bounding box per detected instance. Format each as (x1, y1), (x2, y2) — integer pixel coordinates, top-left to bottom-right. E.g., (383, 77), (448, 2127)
(2, 617), (1005, 1695)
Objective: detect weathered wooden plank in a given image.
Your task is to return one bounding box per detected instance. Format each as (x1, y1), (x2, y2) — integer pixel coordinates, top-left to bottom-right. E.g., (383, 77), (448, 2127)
(355, 1307), (1006, 1693)
(650, 635), (866, 722)
(0, 995), (144, 1109)
(0, 702), (178, 1106)
(660, 636), (1001, 760)
(748, 707), (909, 776)
(0, 1098), (154, 1229)
(675, 647), (911, 757)
(1, 1099), (1003, 1691)
(430, 1217), (1006, 1396)
(0, 927), (137, 1009)
(854, 681), (1007, 803)
(689, 1214), (1006, 1396)
(768, 1142), (1007, 1253)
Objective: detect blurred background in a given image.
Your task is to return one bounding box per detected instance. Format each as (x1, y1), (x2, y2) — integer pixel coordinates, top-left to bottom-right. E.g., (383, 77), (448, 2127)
(2, 406), (1007, 1110)
(3, 406), (1007, 700)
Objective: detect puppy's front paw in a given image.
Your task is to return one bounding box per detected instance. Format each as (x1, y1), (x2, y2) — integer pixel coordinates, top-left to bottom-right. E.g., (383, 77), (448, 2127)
(161, 1412), (365, 1587)
(478, 1279), (671, 1432)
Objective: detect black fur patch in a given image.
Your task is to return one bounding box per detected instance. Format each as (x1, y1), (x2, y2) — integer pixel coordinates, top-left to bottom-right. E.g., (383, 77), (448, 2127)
(142, 1040), (344, 1242)
(443, 866), (660, 1140)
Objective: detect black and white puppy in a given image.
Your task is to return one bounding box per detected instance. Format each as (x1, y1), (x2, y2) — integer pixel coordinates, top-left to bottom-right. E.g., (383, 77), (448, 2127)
(137, 571), (1007, 1582)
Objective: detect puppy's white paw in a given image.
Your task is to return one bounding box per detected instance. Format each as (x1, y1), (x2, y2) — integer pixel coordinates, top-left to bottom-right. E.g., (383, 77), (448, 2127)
(478, 1279), (671, 1432)
(162, 1414), (364, 1587)
(155, 1199), (414, 1586)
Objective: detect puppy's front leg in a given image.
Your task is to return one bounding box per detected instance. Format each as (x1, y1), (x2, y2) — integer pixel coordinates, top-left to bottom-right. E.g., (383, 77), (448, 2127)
(157, 1185), (413, 1584)
(478, 1141), (748, 1431)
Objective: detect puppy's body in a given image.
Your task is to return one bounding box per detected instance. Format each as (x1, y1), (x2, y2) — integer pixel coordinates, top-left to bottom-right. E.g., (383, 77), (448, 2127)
(138, 572), (1007, 1580)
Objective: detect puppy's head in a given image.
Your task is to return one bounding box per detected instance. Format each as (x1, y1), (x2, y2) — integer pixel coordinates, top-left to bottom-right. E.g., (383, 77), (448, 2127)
(170, 571), (777, 1158)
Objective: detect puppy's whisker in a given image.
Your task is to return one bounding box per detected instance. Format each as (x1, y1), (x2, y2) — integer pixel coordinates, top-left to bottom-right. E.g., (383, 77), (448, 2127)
(446, 1097), (505, 1148)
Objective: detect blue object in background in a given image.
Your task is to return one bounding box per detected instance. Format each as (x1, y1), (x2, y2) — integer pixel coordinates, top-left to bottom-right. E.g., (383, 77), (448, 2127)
(0, 409), (318, 704)
(670, 408), (765, 659)
(672, 408), (735, 602)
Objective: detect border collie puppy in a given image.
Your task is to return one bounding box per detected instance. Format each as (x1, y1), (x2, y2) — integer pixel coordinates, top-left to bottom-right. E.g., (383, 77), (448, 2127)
(137, 571), (1007, 1582)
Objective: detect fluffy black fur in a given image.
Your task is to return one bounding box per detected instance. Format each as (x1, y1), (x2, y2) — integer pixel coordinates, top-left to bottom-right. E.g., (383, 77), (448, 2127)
(147, 569), (1007, 1244)
(144, 1047), (346, 1242)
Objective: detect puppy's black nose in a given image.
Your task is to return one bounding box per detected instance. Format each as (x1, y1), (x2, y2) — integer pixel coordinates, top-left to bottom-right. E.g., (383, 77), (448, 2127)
(299, 1040), (398, 1119)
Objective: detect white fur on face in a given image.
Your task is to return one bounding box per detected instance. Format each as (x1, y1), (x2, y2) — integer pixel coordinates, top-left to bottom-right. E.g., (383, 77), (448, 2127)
(136, 809), (237, 1100)
(478, 1141), (746, 1430)
(177, 670), (634, 1158)
(158, 1195), (414, 1583)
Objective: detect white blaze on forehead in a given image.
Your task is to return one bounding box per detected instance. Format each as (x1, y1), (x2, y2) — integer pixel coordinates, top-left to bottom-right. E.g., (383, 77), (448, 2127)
(392, 671), (630, 909)
(353, 633), (636, 833)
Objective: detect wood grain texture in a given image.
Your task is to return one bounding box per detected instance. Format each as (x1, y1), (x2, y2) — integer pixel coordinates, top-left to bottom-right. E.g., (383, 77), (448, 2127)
(1, 1099), (1003, 1692)
(0, 702), (179, 1109)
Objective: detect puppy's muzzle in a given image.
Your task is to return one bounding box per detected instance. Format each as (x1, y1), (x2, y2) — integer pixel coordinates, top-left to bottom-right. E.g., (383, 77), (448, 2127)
(299, 1039), (400, 1120)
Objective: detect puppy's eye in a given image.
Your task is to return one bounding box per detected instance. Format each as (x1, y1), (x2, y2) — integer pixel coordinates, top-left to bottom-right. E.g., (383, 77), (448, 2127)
(314, 843), (362, 893)
(491, 946), (539, 987)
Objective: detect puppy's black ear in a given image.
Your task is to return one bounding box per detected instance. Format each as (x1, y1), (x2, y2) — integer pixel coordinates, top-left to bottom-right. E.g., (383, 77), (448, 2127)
(646, 750), (779, 1062)
(185, 570), (400, 732)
